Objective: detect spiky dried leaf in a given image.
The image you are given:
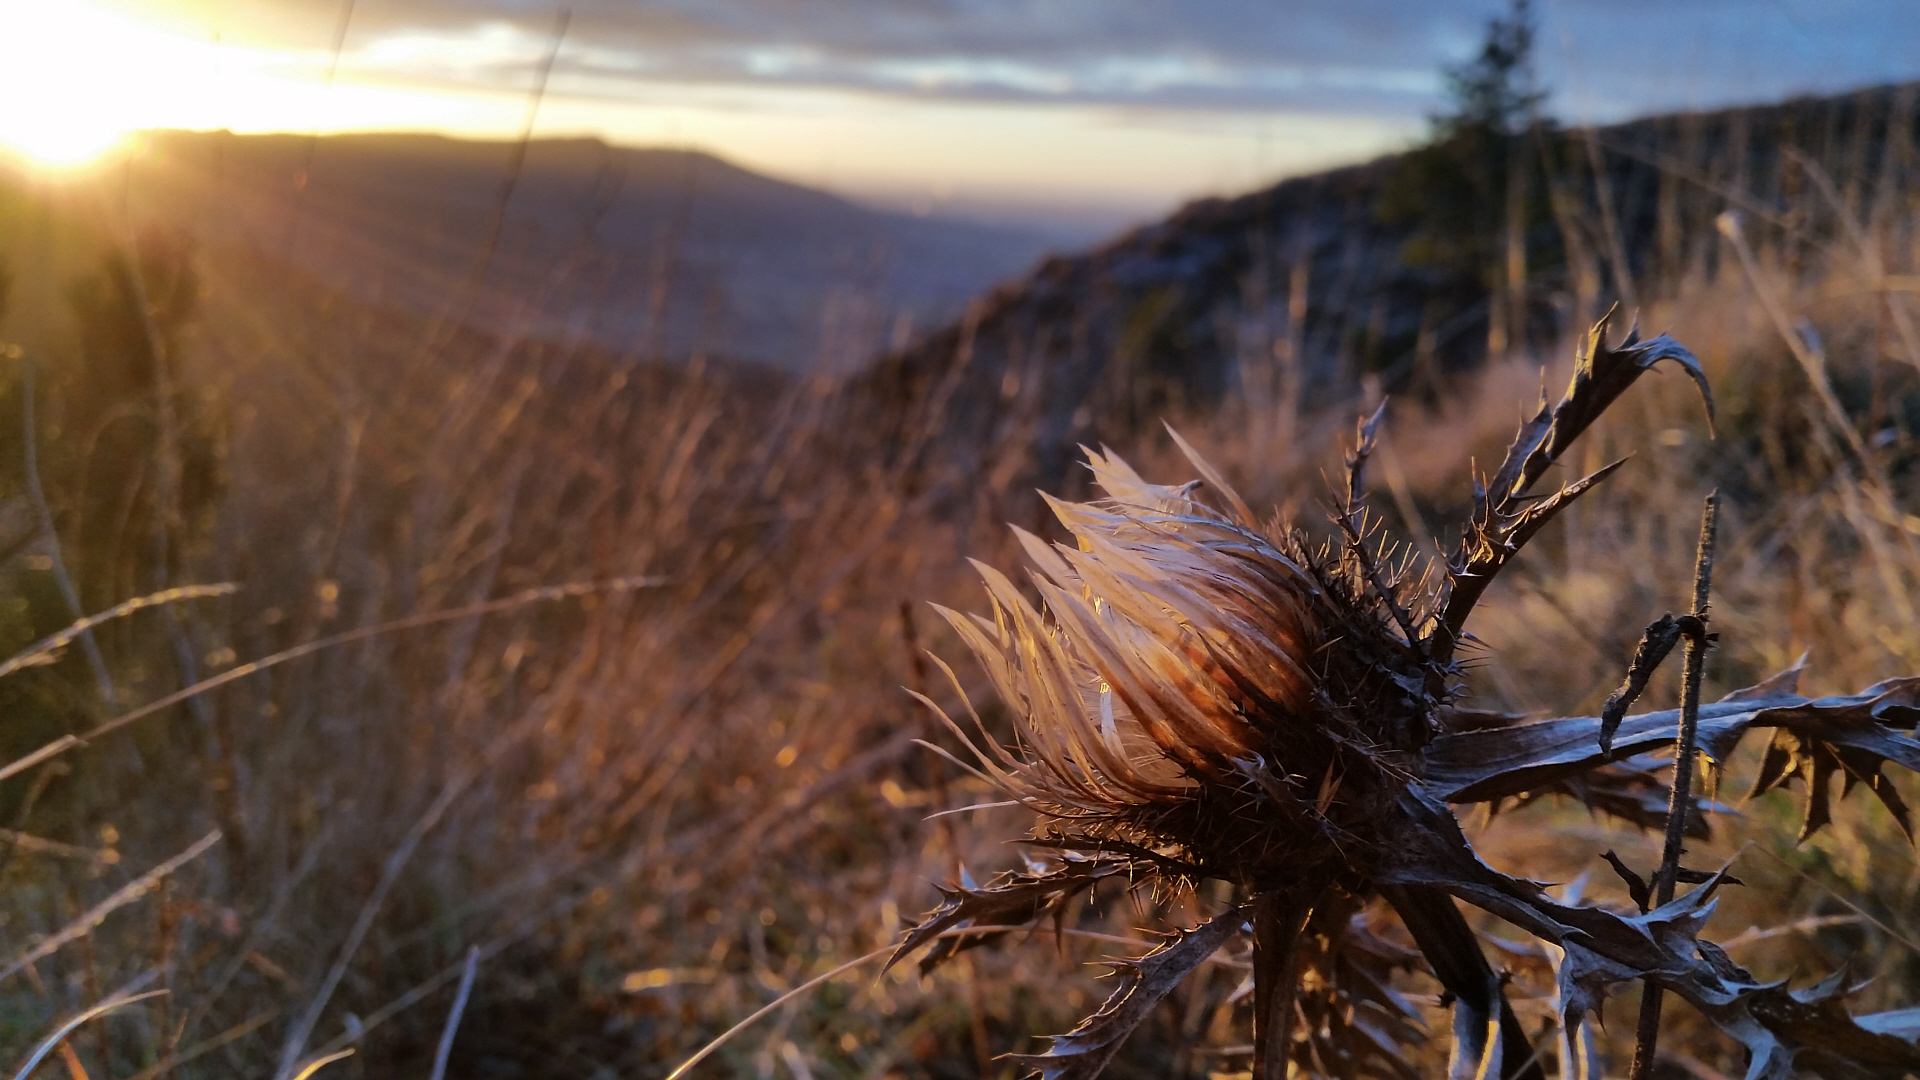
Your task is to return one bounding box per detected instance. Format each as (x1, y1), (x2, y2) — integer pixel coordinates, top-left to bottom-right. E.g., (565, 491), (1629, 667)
(1009, 908), (1246, 1080)
(1423, 666), (1920, 833)
(1378, 790), (1920, 1080)
(1434, 309), (1713, 657)
(1289, 904), (1430, 1080)
(1750, 728), (1916, 843)
(1601, 850), (1739, 912)
(888, 855), (1128, 975)
(1510, 752), (1724, 838)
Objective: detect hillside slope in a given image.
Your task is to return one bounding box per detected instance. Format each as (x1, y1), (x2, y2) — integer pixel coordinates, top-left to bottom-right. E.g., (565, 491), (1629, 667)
(860, 81), (1920, 498)
(5, 132), (1061, 372)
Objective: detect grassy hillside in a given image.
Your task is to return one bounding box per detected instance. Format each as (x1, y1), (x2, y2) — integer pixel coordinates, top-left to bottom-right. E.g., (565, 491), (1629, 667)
(860, 81), (1920, 505)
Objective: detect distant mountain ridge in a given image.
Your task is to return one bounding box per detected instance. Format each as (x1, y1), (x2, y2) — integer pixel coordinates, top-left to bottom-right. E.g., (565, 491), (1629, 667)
(91, 131), (1063, 372)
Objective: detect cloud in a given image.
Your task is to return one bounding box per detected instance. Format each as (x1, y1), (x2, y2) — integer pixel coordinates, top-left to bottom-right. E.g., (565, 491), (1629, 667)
(159, 0), (1907, 126)
(152, 0), (1496, 117)
(89, 0), (1920, 230)
(128, 0), (1920, 127)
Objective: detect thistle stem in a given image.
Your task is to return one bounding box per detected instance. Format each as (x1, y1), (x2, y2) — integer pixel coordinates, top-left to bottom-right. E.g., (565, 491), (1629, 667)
(1628, 490), (1718, 1080)
(1250, 891), (1315, 1080)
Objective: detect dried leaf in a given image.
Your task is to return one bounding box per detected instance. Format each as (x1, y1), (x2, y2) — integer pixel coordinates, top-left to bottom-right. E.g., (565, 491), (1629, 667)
(1600, 851), (1652, 913)
(1749, 731), (1915, 843)
(1506, 752), (1725, 839)
(1531, 311), (1714, 474)
(1292, 907), (1430, 1080)
(1441, 459), (1628, 655)
(1858, 1009), (1920, 1042)
(1435, 309), (1713, 658)
(1377, 790), (1920, 1080)
(1421, 673), (1920, 847)
(1600, 615), (1687, 753)
(1010, 908), (1246, 1080)
(1380, 882), (1545, 1080)
(888, 855), (1128, 975)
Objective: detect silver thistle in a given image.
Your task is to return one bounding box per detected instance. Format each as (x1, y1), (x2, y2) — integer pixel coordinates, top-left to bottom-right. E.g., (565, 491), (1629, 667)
(895, 312), (1920, 1080)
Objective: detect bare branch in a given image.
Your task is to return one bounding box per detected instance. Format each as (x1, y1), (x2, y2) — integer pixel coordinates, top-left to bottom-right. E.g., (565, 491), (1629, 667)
(1630, 491), (1719, 1080)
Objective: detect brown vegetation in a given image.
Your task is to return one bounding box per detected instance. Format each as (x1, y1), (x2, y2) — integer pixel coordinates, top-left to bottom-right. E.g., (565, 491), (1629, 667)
(4, 74), (1920, 1080)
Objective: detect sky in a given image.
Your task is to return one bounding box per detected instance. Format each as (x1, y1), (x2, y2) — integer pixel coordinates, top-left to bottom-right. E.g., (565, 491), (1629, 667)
(3, 0), (1918, 232)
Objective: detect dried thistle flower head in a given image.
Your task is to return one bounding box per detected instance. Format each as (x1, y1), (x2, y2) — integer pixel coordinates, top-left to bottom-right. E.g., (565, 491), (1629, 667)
(896, 312), (1920, 1080)
(925, 433), (1433, 892)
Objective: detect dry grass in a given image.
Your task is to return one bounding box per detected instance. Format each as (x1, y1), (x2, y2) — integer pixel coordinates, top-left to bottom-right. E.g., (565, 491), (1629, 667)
(3, 114), (1920, 1080)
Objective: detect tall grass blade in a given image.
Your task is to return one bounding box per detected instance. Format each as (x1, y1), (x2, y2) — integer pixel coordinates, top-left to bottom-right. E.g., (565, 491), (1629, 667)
(286, 1050), (353, 1080)
(10, 990), (167, 1080)
(0, 584), (237, 682)
(0, 832), (220, 984)
(428, 946), (480, 1080)
(0, 576), (663, 785)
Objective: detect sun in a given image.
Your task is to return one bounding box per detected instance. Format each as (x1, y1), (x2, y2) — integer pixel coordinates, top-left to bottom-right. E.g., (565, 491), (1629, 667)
(0, 0), (192, 170)
(0, 115), (130, 172)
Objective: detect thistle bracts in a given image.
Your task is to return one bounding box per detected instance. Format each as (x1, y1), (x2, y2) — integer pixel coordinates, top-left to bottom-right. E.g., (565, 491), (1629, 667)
(920, 438), (1431, 894)
(896, 311), (1920, 1080)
